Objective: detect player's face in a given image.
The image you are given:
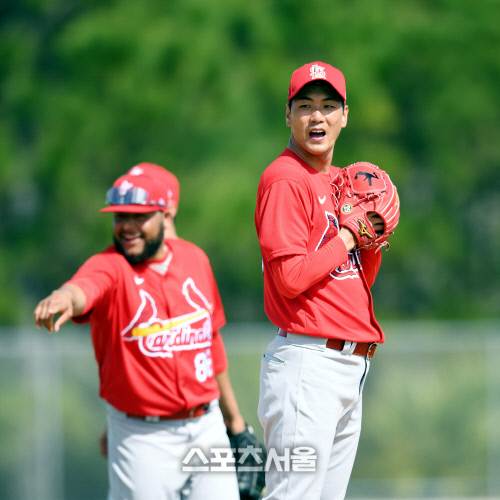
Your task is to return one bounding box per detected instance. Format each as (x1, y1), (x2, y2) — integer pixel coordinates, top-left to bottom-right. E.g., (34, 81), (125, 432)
(286, 83), (348, 163)
(113, 211), (165, 264)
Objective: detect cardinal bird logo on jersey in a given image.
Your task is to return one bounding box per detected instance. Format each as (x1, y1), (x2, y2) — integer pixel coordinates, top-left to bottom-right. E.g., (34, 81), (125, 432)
(316, 211), (362, 280)
(316, 212), (339, 251)
(121, 278), (213, 358)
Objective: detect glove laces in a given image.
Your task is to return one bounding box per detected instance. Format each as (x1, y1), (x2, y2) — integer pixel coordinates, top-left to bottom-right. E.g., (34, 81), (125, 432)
(351, 192), (382, 208)
(330, 173), (343, 210)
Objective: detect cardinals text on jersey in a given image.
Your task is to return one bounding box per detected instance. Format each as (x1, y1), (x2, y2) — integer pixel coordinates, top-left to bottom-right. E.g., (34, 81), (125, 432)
(122, 278), (214, 358)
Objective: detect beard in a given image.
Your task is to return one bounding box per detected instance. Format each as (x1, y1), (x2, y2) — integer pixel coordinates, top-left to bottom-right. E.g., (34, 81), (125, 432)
(114, 223), (164, 265)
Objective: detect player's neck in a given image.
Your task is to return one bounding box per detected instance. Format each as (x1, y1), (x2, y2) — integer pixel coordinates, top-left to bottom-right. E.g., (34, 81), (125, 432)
(287, 140), (332, 174)
(164, 228), (177, 239)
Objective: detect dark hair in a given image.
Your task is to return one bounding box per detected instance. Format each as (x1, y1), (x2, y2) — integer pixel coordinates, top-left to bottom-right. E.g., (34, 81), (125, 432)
(288, 81), (344, 110)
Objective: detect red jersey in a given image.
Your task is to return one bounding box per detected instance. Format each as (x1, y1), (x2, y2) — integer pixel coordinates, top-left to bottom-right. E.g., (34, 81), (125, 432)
(255, 148), (384, 343)
(67, 238), (227, 415)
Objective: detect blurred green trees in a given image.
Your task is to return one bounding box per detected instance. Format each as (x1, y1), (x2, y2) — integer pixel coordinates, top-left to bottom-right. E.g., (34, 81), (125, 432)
(1, 0), (499, 325)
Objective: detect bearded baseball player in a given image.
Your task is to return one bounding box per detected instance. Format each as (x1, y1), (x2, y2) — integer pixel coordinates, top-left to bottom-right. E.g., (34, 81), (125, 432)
(255, 62), (399, 500)
(34, 166), (254, 500)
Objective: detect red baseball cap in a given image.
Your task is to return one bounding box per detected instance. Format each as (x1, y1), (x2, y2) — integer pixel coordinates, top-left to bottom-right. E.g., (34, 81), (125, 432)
(128, 162), (180, 204)
(100, 172), (170, 213)
(288, 61), (346, 103)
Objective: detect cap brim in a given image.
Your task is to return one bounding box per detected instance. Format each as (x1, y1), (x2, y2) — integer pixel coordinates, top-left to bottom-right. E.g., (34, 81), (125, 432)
(99, 205), (167, 213)
(289, 80), (345, 102)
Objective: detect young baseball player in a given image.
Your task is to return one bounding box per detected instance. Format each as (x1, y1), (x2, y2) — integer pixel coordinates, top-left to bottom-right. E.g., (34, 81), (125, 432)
(255, 62), (386, 500)
(34, 167), (243, 500)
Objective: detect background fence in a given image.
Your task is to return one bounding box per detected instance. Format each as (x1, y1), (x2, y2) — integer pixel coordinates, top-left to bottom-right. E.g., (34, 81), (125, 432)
(1, 320), (500, 500)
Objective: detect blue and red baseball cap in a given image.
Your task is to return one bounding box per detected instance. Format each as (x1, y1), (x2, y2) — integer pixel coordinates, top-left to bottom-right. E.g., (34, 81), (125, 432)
(288, 61), (346, 103)
(100, 171), (170, 213)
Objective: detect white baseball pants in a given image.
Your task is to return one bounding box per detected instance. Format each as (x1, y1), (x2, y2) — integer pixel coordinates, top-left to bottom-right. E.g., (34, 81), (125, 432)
(106, 399), (239, 500)
(258, 333), (371, 500)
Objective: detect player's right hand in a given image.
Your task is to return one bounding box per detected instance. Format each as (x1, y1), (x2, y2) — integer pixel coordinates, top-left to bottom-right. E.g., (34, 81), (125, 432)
(34, 289), (74, 333)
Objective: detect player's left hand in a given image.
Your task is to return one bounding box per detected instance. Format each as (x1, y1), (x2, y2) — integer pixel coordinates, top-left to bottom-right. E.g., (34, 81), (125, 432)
(367, 212), (384, 237)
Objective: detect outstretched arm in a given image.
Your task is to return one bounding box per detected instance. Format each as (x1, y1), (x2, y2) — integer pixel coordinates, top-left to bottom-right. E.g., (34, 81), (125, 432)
(34, 283), (86, 333)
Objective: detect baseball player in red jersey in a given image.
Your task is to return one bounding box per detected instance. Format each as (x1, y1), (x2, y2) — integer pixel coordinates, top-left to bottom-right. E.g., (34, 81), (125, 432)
(255, 62), (386, 500)
(34, 167), (242, 500)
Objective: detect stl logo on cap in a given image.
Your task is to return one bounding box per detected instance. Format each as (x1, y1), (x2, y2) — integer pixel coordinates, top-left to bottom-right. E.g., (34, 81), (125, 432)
(310, 64), (326, 80)
(288, 61), (347, 103)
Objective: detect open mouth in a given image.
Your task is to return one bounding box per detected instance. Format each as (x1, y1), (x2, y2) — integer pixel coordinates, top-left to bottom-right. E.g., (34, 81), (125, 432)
(120, 233), (142, 247)
(309, 130), (326, 140)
